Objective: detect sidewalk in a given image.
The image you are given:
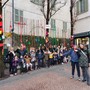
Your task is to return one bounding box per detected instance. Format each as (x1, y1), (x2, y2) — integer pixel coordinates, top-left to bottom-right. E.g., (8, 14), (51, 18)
(0, 63), (90, 90)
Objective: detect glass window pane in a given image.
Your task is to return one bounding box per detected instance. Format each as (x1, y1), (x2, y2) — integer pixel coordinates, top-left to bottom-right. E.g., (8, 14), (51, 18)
(20, 10), (23, 16)
(15, 9), (19, 15)
(15, 15), (19, 22)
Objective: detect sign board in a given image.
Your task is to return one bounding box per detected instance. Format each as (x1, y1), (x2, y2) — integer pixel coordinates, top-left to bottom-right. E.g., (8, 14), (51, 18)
(45, 25), (51, 29)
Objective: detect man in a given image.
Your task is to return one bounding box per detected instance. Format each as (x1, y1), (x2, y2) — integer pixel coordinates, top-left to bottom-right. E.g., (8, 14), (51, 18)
(63, 45), (80, 80)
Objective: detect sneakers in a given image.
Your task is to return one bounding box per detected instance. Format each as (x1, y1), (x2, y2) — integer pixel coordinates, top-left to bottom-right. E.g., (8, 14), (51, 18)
(70, 76), (81, 81)
(10, 74), (14, 77)
(78, 77), (81, 81)
(70, 76), (74, 79)
(87, 83), (90, 86)
(62, 63), (64, 65)
(14, 73), (17, 76)
(82, 80), (86, 82)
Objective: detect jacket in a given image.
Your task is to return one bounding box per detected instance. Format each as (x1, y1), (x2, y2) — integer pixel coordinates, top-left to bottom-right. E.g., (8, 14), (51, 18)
(63, 49), (79, 62)
(79, 49), (89, 67)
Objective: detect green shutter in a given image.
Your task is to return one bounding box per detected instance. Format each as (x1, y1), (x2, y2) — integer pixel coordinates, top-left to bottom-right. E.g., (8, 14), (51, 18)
(51, 19), (56, 32)
(76, 1), (80, 15)
(85, 0), (88, 12)
(15, 9), (19, 22)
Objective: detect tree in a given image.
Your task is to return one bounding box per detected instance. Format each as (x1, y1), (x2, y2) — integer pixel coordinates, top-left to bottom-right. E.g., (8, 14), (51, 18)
(0, 0), (9, 78)
(30, 0), (67, 47)
(70, 0), (77, 36)
(70, 0), (77, 46)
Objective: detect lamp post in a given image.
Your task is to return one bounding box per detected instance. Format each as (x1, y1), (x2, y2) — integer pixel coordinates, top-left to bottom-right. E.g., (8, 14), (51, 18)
(12, 0), (14, 46)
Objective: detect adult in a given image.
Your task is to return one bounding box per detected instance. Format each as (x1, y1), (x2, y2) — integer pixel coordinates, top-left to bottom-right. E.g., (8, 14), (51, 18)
(8, 47), (15, 76)
(79, 44), (90, 86)
(63, 45), (80, 80)
(36, 47), (44, 68)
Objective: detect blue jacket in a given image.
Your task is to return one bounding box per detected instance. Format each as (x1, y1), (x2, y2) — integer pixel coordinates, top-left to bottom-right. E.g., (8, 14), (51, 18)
(63, 49), (79, 62)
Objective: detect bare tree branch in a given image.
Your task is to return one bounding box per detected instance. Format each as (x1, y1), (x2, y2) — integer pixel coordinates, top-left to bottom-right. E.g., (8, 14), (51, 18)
(30, 0), (67, 21)
(49, 0), (57, 11)
(50, 1), (67, 18)
(40, 0), (46, 19)
(71, 0), (77, 8)
(1, 0), (9, 8)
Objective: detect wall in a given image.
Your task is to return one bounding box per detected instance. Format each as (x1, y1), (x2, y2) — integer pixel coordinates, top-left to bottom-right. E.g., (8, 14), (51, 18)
(2, 0), (71, 39)
(74, 0), (90, 34)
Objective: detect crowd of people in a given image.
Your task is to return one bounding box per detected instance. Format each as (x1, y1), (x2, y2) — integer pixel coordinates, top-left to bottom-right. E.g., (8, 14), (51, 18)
(4, 44), (69, 75)
(4, 43), (90, 86)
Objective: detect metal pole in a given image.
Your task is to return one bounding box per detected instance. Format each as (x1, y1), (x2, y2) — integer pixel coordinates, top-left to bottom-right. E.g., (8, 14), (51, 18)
(12, 0), (14, 46)
(4, 6), (6, 32)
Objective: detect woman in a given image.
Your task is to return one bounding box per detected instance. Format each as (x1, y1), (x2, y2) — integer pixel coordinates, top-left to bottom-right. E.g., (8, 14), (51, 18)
(8, 47), (15, 76)
(63, 45), (80, 80)
(79, 44), (90, 86)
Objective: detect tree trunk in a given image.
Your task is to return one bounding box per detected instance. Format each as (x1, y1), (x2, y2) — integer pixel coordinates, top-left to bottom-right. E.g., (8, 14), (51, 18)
(45, 0), (50, 48)
(70, 0), (73, 36)
(70, 0), (74, 47)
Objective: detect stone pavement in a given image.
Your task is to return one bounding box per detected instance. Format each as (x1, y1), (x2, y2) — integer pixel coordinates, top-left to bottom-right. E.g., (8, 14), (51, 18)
(0, 63), (90, 90)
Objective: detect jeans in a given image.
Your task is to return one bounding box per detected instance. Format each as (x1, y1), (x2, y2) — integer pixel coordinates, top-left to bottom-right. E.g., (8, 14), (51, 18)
(71, 61), (80, 77)
(12, 66), (17, 74)
(81, 67), (90, 85)
(47, 60), (51, 68)
(87, 67), (90, 85)
(9, 63), (13, 74)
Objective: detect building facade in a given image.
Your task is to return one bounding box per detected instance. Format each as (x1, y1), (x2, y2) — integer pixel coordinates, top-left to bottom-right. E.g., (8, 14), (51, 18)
(2, 0), (71, 46)
(73, 0), (90, 51)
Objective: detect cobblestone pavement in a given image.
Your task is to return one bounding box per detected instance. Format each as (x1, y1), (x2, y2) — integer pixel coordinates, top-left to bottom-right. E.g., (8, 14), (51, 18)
(0, 63), (90, 90)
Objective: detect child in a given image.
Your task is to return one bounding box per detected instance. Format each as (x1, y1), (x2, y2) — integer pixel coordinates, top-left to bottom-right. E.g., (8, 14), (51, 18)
(12, 55), (19, 76)
(24, 55), (32, 71)
(30, 51), (36, 70)
(19, 55), (27, 73)
(53, 51), (58, 65)
(49, 51), (54, 66)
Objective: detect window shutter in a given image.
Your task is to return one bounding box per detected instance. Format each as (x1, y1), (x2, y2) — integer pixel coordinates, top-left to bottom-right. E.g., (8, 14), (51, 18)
(51, 19), (56, 31)
(85, 0), (88, 12)
(15, 9), (19, 22)
(76, 1), (79, 15)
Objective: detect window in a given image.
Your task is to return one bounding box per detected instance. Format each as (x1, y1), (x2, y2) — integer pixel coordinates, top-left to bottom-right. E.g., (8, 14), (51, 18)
(15, 9), (23, 23)
(76, 0), (88, 15)
(20, 10), (23, 22)
(15, 9), (19, 22)
(51, 19), (56, 31)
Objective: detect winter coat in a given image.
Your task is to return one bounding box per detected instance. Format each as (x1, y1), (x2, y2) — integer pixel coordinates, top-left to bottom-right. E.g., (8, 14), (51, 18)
(63, 49), (79, 62)
(12, 59), (19, 67)
(79, 49), (89, 67)
(36, 50), (44, 60)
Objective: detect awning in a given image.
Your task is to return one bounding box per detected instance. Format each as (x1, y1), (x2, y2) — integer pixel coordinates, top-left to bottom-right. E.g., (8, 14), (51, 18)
(74, 31), (90, 38)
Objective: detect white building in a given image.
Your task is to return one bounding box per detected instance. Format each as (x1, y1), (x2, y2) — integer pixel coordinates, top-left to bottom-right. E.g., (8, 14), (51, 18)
(2, 0), (71, 46)
(73, 0), (90, 50)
